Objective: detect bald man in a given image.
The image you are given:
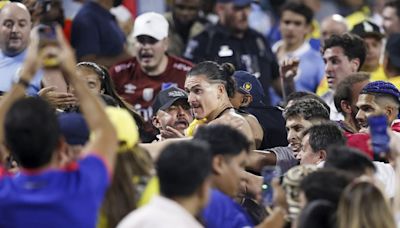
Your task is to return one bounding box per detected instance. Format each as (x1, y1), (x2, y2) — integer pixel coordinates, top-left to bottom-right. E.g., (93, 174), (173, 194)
(320, 14), (348, 46)
(0, 2), (42, 95)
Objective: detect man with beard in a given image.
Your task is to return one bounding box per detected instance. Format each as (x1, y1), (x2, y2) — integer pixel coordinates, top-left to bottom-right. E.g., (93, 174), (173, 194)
(71, 0), (131, 67)
(183, 0), (280, 106)
(151, 87), (193, 140)
(356, 80), (400, 132)
(0, 2), (42, 95)
(109, 12), (192, 142)
(165, 0), (209, 56)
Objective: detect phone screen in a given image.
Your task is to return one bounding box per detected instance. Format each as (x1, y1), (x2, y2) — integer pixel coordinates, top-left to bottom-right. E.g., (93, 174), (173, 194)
(368, 115), (390, 156)
(261, 166), (281, 206)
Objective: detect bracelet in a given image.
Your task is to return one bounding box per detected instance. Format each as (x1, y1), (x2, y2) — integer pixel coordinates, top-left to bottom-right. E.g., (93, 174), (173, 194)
(17, 78), (30, 88)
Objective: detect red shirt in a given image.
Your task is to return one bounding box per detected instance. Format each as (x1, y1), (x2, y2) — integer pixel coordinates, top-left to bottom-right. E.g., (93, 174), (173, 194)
(110, 55), (192, 122)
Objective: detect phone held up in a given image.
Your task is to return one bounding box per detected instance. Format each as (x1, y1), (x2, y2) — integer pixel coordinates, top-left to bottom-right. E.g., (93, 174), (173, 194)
(261, 166), (281, 207)
(367, 114), (390, 160)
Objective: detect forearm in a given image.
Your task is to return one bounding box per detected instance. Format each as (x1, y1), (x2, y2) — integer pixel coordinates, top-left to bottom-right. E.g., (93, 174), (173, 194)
(247, 150), (277, 173)
(0, 75), (31, 142)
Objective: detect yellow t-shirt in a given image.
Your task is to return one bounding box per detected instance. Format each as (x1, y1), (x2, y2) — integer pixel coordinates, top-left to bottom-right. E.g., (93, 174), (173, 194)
(185, 118), (207, 137)
(388, 77), (400, 89)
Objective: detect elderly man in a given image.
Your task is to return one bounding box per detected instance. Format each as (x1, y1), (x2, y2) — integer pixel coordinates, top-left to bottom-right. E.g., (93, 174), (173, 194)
(0, 2), (41, 95)
(110, 12), (192, 142)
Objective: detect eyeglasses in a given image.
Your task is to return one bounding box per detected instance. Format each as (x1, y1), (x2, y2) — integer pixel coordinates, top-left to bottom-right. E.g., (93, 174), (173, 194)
(136, 36), (159, 45)
(175, 4), (199, 12)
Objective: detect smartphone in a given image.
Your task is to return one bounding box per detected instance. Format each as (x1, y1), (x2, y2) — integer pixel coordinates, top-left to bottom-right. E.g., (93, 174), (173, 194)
(368, 115), (390, 157)
(261, 166), (281, 207)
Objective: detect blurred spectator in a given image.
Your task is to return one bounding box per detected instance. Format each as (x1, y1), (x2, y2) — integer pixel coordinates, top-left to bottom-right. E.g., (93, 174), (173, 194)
(165, 0), (209, 56)
(232, 70), (288, 149)
(383, 33), (400, 88)
(333, 72), (370, 134)
(109, 12), (192, 142)
(318, 33), (366, 120)
(0, 2), (42, 95)
(272, 2), (324, 104)
(297, 200), (336, 228)
(320, 14), (348, 46)
(351, 20), (387, 81)
(151, 86), (193, 140)
(194, 125), (285, 228)
(100, 107), (157, 228)
(297, 122), (346, 166)
(337, 181), (396, 228)
(117, 140), (212, 228)
(71, 0), (131, 67)
(75, 62), (145, 130)
(382, 1), (400, 36)
(183, 0), (280, 106)
(58, 112), (89, 165)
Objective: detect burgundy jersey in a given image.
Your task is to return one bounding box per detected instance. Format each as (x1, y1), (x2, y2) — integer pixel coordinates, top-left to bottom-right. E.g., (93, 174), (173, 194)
(110, 55), (192, 122)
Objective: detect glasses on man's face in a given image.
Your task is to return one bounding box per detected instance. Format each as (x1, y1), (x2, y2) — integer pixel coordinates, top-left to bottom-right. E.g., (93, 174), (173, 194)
(136, 36), (159, 45)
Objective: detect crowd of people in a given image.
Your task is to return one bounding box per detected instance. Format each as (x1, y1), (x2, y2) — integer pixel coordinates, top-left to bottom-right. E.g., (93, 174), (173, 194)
(0, 0), (400, 227)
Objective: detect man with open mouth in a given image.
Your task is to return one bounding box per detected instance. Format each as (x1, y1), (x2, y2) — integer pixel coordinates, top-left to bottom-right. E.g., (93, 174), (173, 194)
(109, 12), (193, 142)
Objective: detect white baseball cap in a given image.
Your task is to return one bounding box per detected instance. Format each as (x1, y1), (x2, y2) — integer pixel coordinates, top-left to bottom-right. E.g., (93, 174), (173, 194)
(133, 12), (169, 41)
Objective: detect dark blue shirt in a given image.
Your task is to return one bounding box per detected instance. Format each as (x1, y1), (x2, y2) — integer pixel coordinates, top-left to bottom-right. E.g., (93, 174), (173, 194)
(203, 189), (254, 228)
(71, 2), (125, 60)
(0, 155), (109, 228)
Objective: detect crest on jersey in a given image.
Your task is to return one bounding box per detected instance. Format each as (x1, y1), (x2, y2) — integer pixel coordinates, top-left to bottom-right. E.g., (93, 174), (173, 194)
(143, 88), (154, 102)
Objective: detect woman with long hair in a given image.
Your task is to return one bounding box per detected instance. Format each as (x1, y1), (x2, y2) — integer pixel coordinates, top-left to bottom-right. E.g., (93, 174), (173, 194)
(337, 180), (396, 228)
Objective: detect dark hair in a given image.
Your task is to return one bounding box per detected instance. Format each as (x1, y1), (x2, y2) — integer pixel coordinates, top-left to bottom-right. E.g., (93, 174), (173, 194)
(300, 169), (352, 206)
(76, 62), (145, 128)
(334, 72), (370, 113)
(194, 124), (250, 157)
(302, 122), (346, 152)
(283, 99), (330, 121)
(297, 200), (336, 228)
(322, 33), (366, 71)
(384, 1), (400, 19)
(325, 146), (376, 177)
(286, 91), (331, 114)
(280, 1), (314, 25)
(157, 140), (212, 198)
(5, 97), (59, 168)
(187, 61), (236, 98)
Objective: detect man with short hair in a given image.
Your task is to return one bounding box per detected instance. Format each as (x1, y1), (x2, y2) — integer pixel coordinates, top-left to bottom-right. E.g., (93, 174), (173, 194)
(183, 0), (280, 106)
(0, 2), (41, 95)
(0, 27), (118, 227)
(117, 140), (212, 228)
(165, 0), (208, 56)
(320, 14), (348, 46)
(273, 2), (325, 96)
(297, 122), (346, 165)
(382, 0), (400, 36)
(151, 86), (193, 140)
(356, 80), (400, 131)
(194, 124), (285, 228)
(334, 72), (370, 134)
(110, 12), (192, 142)
(320, 33), (367, 120)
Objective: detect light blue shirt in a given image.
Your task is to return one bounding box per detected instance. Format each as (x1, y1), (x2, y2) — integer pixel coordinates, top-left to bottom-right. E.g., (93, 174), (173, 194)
(270, 41), (325, 105)
(0, 50), (42, 96)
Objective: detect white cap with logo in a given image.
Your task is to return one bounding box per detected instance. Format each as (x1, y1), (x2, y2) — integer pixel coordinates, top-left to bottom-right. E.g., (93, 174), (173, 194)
(133, 12), (169, 41)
